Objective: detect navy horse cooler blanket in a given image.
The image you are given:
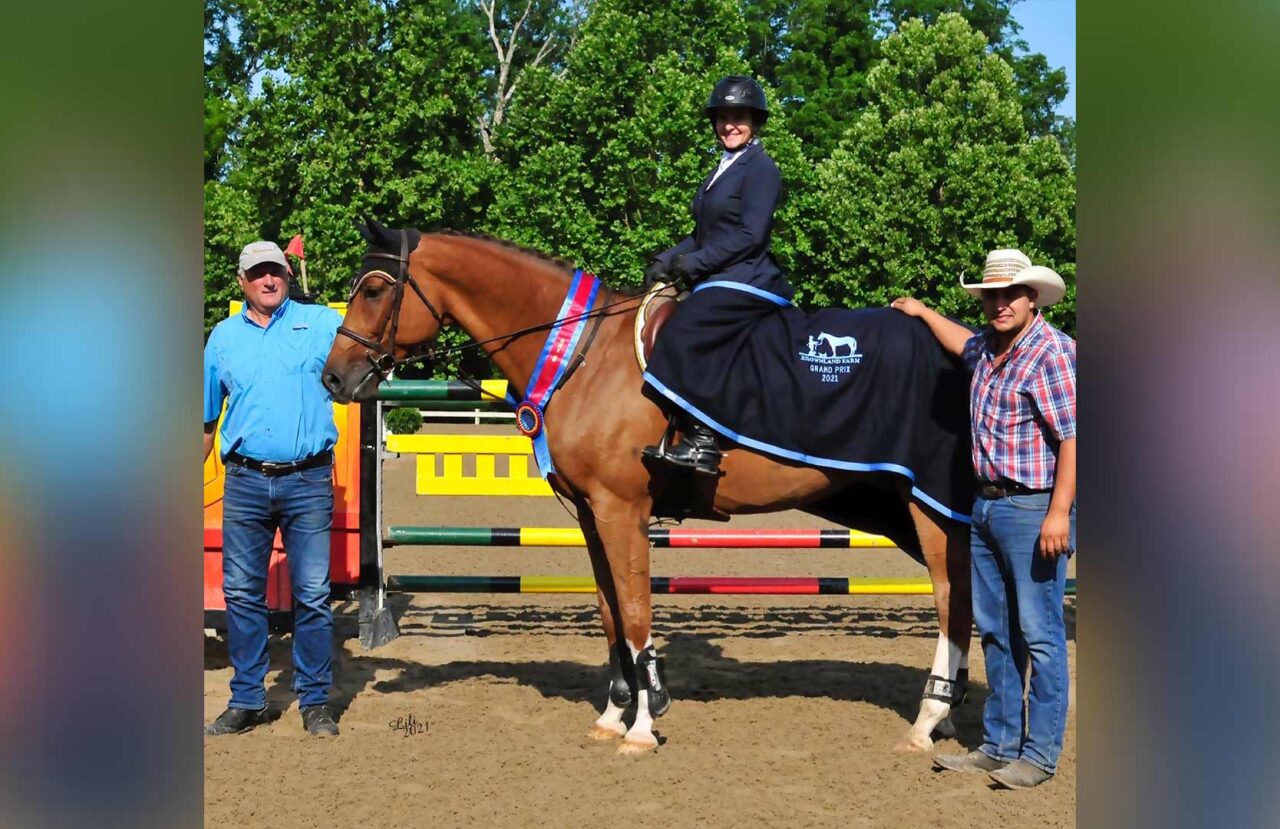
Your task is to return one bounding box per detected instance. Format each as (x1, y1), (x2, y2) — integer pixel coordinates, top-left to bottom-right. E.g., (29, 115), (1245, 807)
(642, 282), (974, 540)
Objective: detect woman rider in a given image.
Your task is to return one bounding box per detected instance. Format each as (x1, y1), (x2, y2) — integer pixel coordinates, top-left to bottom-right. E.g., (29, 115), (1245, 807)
(642, 75), (793, 475)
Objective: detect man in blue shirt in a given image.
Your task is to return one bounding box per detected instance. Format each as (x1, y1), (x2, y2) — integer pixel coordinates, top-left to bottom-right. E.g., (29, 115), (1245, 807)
(203, 240), (344, 737)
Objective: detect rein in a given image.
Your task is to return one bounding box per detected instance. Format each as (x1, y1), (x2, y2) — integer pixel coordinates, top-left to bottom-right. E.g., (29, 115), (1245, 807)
(336, 229), (647, 400)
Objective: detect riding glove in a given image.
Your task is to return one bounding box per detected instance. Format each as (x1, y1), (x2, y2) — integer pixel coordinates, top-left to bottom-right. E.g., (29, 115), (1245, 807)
(642, 258), (670, 290)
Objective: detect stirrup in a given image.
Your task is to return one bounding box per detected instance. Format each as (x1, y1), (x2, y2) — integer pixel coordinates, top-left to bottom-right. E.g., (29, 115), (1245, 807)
(643, 419), (721, 476)
(663, 448), (721, 476)
(661, 421), (721, 476)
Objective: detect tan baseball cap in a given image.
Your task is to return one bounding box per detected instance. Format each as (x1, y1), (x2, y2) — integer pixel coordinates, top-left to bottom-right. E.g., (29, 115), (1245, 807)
(238, 241), (288, 273)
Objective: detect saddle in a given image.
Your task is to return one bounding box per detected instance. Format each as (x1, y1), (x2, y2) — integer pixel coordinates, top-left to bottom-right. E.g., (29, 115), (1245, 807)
(633, 281), (683, 370)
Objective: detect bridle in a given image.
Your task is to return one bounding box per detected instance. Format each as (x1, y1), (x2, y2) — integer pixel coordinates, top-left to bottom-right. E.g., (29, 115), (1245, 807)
(334, 227), (651, 401)
(335, 229), (445, 395)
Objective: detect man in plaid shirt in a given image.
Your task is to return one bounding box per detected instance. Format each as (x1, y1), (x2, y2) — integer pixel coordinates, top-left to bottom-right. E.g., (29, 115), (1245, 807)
(891, 249), (1076, 789)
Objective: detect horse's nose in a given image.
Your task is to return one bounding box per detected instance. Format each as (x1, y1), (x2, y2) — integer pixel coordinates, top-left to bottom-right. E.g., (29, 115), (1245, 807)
(322, 372), (346, 399)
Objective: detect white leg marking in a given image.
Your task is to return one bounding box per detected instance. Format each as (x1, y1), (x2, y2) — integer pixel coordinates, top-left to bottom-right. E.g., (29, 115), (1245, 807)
(930, 632), (964, 679)
(591, 699), (628, 739)
(899, 698), (949, 751)
(899, 634), (964, 751)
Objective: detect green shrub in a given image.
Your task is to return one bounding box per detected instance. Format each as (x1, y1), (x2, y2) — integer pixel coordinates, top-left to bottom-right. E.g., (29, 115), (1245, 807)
(384, 407), (423, 435)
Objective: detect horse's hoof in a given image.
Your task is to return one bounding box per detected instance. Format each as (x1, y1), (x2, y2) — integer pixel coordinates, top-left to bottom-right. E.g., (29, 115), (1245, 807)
(616, 734), (659, 755)
(893, 733), (933, 753)
(933, 716), (957, 739)
(587, 722), (626, 741)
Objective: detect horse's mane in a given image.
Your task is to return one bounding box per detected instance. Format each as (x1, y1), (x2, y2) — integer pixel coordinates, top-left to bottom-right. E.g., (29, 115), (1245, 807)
(437, 228), (576, 273)
(435, 229), (644, 297)
(361, 220), (639, 296)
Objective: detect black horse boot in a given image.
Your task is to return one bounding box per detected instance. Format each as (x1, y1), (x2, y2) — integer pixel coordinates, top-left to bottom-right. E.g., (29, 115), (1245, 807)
(663, 417), (722, 475)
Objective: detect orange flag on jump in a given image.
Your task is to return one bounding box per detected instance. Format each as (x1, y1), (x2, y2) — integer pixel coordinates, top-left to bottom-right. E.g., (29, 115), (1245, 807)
(284, 234), (305, 259)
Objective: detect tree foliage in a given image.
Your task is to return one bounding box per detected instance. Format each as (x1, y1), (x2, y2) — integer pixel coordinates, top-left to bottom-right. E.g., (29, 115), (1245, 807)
(205, 1), (1075, 345)
(486, 0), (812, 285)
(203, 0), (557, 330)
(743, 0), (1070, 160)
(806, 13), (1075, 332)
(745, 0), (893, 161)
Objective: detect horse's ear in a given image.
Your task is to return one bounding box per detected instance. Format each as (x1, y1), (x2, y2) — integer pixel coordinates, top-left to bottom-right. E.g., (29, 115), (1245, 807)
(355, 219), (380, 245)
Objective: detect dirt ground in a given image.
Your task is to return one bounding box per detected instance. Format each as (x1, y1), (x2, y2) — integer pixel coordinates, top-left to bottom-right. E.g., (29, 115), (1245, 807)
(205, 447), (1076, 828)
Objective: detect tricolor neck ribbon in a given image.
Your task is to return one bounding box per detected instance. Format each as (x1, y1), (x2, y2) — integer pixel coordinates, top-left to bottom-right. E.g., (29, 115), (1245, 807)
(513, 268), (600, 478)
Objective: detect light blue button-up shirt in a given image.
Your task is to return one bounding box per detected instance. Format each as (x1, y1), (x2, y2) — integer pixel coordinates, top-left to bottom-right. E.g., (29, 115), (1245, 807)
(203, 298), (344, 462)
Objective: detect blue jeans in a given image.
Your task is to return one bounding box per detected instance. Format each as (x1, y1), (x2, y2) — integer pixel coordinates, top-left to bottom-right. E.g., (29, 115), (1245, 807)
(970, 492), (1075, 774)
(221, 462), (334, 709)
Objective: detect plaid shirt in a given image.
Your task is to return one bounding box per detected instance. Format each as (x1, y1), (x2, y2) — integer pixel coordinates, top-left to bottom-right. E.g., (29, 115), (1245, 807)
(963, 314), (1076, 489)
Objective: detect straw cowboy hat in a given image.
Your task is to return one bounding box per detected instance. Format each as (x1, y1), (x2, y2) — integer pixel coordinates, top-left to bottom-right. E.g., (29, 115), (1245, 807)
(960, 248), (1067, 307)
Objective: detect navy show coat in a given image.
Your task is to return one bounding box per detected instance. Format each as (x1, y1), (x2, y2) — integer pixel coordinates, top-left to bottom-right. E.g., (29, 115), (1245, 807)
(654, 140), (791, 299)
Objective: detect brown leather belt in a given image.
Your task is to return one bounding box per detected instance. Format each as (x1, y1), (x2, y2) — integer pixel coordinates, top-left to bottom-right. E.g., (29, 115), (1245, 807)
(224, 450), (333, 477)
(976, 479), (1052, 500)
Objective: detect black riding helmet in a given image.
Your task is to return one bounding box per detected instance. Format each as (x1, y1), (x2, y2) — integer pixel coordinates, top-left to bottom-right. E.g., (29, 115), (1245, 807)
(705, 75), (769, 128)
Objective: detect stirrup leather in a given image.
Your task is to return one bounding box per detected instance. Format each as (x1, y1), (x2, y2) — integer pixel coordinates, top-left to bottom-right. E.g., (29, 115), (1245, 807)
(641, 414), (679, 463)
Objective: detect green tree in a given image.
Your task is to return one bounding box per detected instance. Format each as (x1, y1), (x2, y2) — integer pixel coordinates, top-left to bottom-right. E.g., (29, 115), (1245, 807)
(205, 0), (261, 182)
(765, 0), (881, 158)
(203, 0), (578, 334)
(485, 0), (810, 287)
(1007, 49), (1069, 138)
(744, 0), (1069, 159)
(203, 0), (492, 332)
(1052, 113), (1075, 169)
(204, 1), (1074, 342)
(473, 0), (588, 155)
(881, 0), (1068, 138)
(806, 13), (1075, 332)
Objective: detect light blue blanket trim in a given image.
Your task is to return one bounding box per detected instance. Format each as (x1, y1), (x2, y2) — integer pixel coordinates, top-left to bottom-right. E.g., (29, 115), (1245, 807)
(693, 280), (793, 307)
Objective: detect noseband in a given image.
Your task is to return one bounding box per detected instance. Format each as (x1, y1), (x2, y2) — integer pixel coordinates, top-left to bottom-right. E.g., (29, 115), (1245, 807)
(335, 229), (445, 392)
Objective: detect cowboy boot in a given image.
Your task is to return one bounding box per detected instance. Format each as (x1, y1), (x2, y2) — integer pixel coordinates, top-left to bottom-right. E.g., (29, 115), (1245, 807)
(663, 416), (722, 475)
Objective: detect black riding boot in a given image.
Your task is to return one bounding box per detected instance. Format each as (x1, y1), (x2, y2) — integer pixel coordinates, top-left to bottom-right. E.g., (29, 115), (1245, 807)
(663, 417), (722, 475)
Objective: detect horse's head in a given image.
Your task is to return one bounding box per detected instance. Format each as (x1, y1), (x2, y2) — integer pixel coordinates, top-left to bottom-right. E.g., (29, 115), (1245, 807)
(321, 220), (444, 402)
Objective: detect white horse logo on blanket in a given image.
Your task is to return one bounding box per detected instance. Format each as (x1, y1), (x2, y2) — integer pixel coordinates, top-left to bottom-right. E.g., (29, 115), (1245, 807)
(799, 331), (863, 381)
(817, 332), (859, 358)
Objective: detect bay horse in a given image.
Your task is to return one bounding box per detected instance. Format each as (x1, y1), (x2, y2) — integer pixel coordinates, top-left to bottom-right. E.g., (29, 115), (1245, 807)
(322, 222), (972, 755)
